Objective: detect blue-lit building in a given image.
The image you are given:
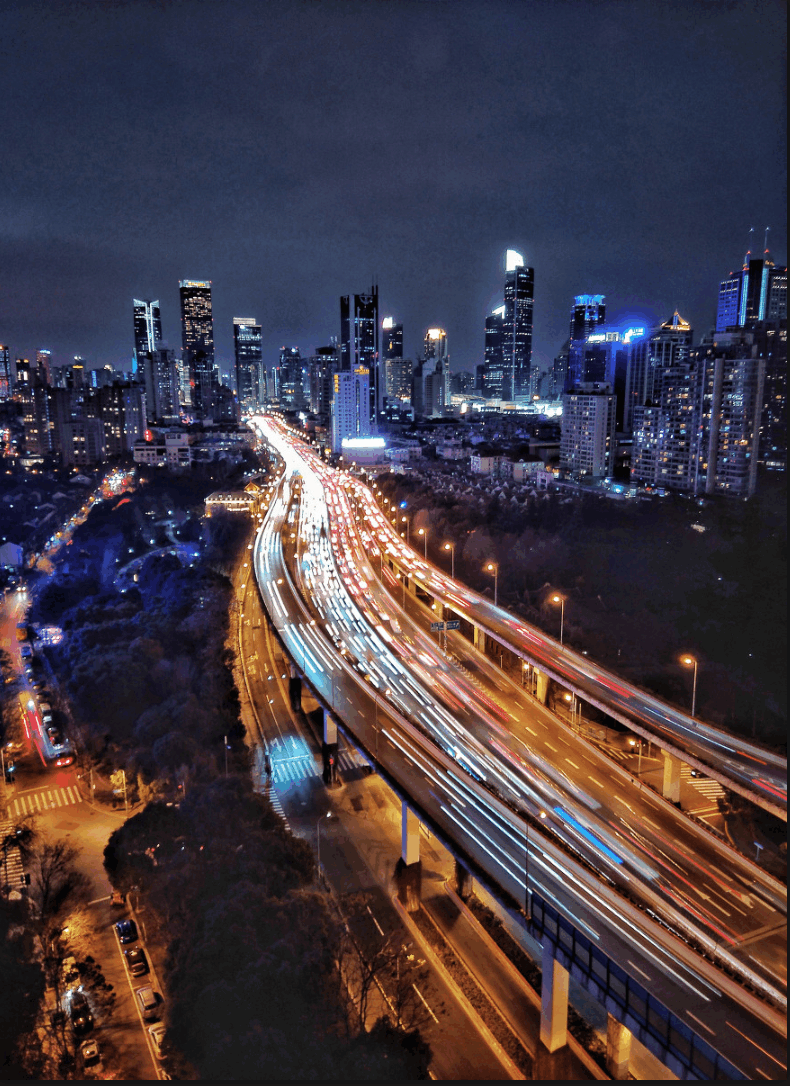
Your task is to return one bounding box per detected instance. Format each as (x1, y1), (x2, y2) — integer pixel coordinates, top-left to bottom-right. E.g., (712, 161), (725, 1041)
(567, 295), (606, 389)
(716, 235), (787, 332)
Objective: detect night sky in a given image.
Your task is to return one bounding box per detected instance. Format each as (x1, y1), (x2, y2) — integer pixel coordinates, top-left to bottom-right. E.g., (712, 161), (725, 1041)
(1, 0), (786, 376)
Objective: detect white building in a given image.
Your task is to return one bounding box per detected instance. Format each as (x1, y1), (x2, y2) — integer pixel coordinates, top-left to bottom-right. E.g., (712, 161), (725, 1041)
(560, 383), (617, 478)
(331, 366), (370, 454)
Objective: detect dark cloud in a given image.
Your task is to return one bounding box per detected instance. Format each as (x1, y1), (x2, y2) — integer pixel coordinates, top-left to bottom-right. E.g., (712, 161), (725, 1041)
(0, 0), (785, 372)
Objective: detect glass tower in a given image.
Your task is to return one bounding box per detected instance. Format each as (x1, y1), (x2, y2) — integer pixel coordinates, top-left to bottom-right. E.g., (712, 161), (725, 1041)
(179, 280), (215, 417)
(233, 318), (262, 415)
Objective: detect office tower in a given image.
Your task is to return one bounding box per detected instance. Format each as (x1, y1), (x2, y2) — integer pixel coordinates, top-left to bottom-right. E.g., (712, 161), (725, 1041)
(449, 370), (474, 395)
(623, 312), (692, 432)
(424, 328), (449, 410)
(548, 341), (570, 399)
(140, 346), (180, 424)
(716, 232), (787, 332)
(385, 357), (414, 402)
(88, 365), (116, 389)
(233, 318), (262, 415)
(756, 320), (787, 471)
(340, 285), (379, 422)
(631, 357), (699, 491)
(0, 345), (11, 401)
(20, 368), (52, 456)
(331, 367), (370, 454)
(482, 305), (506, 398)
(179, 280), (215, 417)
(502, 250), (534, 399)
(35, 349), (52, 386)
(696, 329), (766, 497)
(411, 359), (425, 415)
(567, 295), (607, 389)
(133, 299), (163, 372)
(308, 345), (339, 423)
(87, 383), (145, 457)
(560, 383), (617, 478)
(278, 347), (305, 409)
(14, 357), (32, 393)
(382, 317), (403, 359)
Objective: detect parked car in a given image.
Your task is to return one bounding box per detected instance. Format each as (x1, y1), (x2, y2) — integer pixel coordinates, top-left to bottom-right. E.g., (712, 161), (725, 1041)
(110, 889), (126, 907)
(148, 1022), (167, 1059)
(115, 918), (138, 944)
(69, 991), (93, 1034)
(125, 946), (148, 976)
(80, 1038), (103, 1072)
(136, 985), (159, 1021)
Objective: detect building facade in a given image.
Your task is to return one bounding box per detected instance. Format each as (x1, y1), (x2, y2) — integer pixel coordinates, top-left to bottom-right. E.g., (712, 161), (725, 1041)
(623, 312), (693, 433)
(133, 298), (163, 371)
(331, 366), (370, 454)
(560, 383), (617, 478)
(233, 318), (262, 415)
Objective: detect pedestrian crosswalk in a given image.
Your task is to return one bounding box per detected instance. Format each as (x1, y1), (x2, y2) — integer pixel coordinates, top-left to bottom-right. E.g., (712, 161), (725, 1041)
(681, 766), (726, 804)
(0, 818), (25, 888)
(264, 786), (291, 831)
(269, 749), (362, 784)
(8, 785), (83, 818)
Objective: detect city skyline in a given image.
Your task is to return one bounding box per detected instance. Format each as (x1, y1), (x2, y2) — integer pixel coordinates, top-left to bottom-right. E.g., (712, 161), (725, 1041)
(0, 1), (785, 371)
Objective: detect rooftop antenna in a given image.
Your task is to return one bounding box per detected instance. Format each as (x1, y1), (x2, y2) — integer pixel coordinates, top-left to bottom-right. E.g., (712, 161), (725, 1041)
(763, 226), (770, 255)
(743, 225), (754, 267)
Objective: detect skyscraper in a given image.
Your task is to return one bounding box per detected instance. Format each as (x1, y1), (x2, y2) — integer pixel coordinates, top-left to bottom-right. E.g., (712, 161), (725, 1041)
(716, 232), (787, 332)
(308, 344), (339, 424)
(233, 318), (262, 415)
(483, 305), (506, 398)
(278, 347), (305, 409)
(567, 295), (606, 389)
(0, 345), (11, 401)
(341, 285), (379, 422)
(623, 312), (692, 432)
(140, 347), (180, 424)
(697, 329), (766, 497)
(424, 328), (449, 411)
(382, 317), (403, 359)
(331, 366), (370, 454)
(133, 299), (163, 371)
(36, 349), (52, 386)
(502, 250), (534, 399)
(560, 383), (617, 478)
(631, 357), (699, 491)
(179, 280), (215, 417)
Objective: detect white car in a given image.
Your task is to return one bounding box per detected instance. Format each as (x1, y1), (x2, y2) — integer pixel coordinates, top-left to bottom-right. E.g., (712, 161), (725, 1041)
(148, 1022), (167, 1059)
(80, 1038), (102, 1072)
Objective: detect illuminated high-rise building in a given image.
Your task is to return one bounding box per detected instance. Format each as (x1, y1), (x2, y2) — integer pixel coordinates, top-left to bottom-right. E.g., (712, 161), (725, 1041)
(233, 318), (262, 415)
(340, 285), (379, 423)
(0, 345), (11, 401)
(567, 294), (607, 389)
(716, 231), (787, 332)
(382, 317), (403, 360)
(140, 347), (180, 424)
(36, 349), (52, 386)
(483, 305), (506, 397)
(308, 344), (339, 424)
(179, 279), (215, 417)
(133, 299), (163, 371)
(502, 250), (534, 399)
(331, 366), (370, 454)
(424, 328), (449, 410)
(624, 312), (692, 432)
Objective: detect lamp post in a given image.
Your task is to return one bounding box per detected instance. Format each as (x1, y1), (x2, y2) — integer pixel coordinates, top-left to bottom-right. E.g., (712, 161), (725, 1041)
(681, 655), (698, 719)
(444, 542), (455, 579)
(418, 527), (428, 559)
(401, 516), (410, 544)
(316, 811), (332, 877)
(551, 594), (565, 646)
(486, 562), (498, 606)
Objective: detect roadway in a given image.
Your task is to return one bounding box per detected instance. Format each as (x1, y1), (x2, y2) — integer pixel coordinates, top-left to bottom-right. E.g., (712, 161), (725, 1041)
(250, 416), (786, 1079)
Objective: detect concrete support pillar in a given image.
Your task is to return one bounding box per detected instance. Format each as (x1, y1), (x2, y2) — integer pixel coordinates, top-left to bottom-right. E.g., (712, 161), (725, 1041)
(540, 942), (568, 1053)
(396, 802), (422, 912)
(662, 751), (682, 804)
(432, 600), (444, 621)
(606, 1014), (632, 1080)
(454, 859), (473, 900)
(473, 624), (484, 651)
(535, 669), (549, 705)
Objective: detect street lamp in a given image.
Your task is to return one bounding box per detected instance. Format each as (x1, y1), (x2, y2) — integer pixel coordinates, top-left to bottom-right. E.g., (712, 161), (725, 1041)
(486, 562), (498, 606)
(418, 527), (428, 559)
(444, 542), (455, 579)
(401, 516), (410, 544)
(551, 594), (565, 646)
(316, 811), (332, 876)
(681, 655), (698, 719)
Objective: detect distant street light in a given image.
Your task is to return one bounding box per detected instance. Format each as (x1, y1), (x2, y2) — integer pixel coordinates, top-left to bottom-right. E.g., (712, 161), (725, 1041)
(316, 811), (332, 877)
(681, 655), (698, 719)
(401, 516), (410, 544)
(551, 594), (565, 646)
(444, 542), (455, 579)
(418, 527), (428, 559)
(486, 562), (498, 606)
